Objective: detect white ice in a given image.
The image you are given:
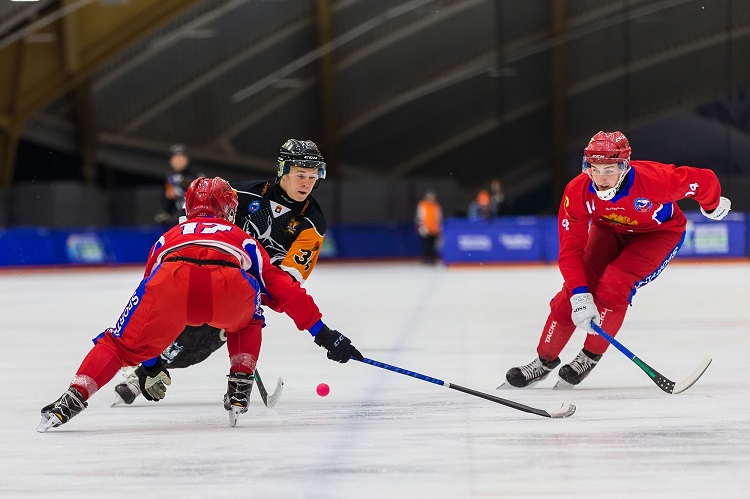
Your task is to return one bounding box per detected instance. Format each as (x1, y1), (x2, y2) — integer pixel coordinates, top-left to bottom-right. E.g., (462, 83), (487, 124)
(1, 261), (749, 498)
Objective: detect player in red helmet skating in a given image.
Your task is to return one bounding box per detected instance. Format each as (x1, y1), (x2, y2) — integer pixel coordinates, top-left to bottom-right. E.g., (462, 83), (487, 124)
(112, 139), (330, 406)
(501, 131), (731, 389)
(38, 176), (362, 431)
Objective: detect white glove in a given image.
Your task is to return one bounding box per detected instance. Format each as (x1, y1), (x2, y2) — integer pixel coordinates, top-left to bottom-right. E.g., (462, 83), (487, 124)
(570, 293), (600, 332)
(144, 371), (171, 400)
(700, 197), (731, 220)
(136, 361), (172, 401)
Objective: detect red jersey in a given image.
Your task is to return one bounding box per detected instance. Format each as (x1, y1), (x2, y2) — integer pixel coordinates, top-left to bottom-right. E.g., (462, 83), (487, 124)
(145, 217), (322, 331)
(558, 160), (723, 291)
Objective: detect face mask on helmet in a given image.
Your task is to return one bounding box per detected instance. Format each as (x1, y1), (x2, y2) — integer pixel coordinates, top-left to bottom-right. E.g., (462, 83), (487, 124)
(582, 159), (630, 201)
(581, 131), (631, 201)
(276, 139), (327, 181)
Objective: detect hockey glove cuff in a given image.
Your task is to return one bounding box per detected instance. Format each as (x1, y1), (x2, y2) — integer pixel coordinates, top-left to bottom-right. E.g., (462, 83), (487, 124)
(136, 358), (172, 401)
(570, 292), (601, 332)
(700, 196), (731, 221)
(313, 324), (364, 363)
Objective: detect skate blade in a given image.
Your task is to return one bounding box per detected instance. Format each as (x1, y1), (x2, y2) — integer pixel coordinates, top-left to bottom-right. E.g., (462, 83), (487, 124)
(36, 413), (61, 433)
(228, 406), (243, 427)
(496, 380), (542, 390)
(553, 379), (576, 390)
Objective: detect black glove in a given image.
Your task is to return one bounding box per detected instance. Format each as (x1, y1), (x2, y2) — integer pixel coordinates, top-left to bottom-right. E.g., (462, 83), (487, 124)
(136, 358), (172, 401)
(313, 325), (363, 363)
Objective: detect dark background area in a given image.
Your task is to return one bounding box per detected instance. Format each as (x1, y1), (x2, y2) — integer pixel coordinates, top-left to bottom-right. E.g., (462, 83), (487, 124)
(1, 0), (749, 226)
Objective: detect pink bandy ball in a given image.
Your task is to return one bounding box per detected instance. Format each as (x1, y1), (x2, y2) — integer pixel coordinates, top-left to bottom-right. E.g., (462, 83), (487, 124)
(316, 383), (330, 397)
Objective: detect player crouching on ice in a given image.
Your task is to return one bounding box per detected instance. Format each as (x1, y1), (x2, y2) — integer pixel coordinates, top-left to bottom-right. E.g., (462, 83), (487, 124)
(501, 130), (731, 390)
(38, 176), (362, 432)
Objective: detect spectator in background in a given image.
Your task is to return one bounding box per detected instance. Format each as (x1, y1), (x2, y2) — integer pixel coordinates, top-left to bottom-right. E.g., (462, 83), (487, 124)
(415, 190), (443, 265)
(490, 179), (511, 215)
(154, 144), (202, 225)
(468, 189), (496, 221)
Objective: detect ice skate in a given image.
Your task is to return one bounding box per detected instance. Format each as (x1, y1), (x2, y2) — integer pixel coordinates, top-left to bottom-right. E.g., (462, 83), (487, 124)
(554, 349), (602, 389)
(499, 356), (561, 389)
(112, 367), (141, 406)
(37, 387), (88, 432)
(223, 371), (254, 427)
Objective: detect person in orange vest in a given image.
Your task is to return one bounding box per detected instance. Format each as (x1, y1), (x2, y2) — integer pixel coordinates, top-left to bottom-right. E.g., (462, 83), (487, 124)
(415, 190), (443, 264)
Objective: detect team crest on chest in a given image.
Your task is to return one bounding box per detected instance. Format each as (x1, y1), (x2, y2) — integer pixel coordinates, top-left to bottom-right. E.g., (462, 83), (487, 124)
(285, 218), (300, 235)
(634, 198), (653, 212)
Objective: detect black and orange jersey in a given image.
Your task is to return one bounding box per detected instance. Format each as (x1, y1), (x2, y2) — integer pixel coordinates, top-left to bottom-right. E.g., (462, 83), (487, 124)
(232, 179), (326, 284)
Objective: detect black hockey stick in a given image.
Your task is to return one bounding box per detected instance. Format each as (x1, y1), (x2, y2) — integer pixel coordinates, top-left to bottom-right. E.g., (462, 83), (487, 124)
(356, 357), (575, 418)
(590, 322), (711, 394)
(253, 369), (284, 407)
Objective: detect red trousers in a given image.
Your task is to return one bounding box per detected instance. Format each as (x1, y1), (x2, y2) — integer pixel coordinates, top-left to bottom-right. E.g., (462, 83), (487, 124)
(537, 223), (684, 361)
(71, 248), (263, 399)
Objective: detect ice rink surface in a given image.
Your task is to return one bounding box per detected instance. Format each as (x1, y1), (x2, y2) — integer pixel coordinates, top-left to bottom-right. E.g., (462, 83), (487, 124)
(1, 260), (749, 498)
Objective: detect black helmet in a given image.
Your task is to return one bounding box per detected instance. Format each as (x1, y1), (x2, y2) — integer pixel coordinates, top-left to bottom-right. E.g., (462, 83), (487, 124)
(170, 143), (188, 156)
(276, 139), (326, 179)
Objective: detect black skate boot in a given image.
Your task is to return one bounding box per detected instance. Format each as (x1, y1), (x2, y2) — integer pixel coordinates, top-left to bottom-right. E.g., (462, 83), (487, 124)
(113, 367), (141, 406)
(554, 349), (602, 389)
(37, 387), (88, 432)
(223, 372), (254, 427)
(500, 356), (561, 389)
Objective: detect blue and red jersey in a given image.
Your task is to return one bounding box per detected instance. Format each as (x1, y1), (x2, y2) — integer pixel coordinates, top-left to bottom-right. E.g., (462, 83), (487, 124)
(145, 217), (322, 331)
(557, 160), (723, 291)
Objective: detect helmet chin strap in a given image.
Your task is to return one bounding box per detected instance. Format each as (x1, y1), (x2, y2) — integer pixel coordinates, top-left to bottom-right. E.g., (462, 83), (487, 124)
(593, 166), (630, 201)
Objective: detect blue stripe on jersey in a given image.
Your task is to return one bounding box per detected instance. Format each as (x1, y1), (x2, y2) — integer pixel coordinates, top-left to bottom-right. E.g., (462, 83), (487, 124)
(609, 168), (635, 202)
(142, 357), (159, 367)
(108, 266), (155, 339)
(628, 230), (686, 303)
(653, 202), (674, 224)
(92, 271), (148, 342)
(243, 240), (272, 300)
(240, 269), (265, 321)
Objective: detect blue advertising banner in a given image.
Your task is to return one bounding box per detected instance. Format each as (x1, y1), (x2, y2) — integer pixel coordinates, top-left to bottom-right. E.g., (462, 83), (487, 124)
(677, 212), (747, 258)
(0, 215), (746, 268)
(441, 218), (545, 264)
(442, 213), (748, 265)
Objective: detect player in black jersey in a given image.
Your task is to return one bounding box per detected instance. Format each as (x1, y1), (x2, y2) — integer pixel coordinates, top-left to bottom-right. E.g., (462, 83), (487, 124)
(112, 139), (328, 405)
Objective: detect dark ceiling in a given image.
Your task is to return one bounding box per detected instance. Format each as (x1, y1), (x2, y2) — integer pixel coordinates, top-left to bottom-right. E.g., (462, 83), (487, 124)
(2, 0), (749, 212)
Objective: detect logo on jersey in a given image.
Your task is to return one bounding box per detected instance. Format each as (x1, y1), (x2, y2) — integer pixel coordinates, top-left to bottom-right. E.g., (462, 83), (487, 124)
(602, 213), (639, 226)
(634, 198), (652, 212)
(112, 294), (140, 337)
(270, 201), (291, 218)
(248, 200), (261, 214)
(285, 218), (300, 235)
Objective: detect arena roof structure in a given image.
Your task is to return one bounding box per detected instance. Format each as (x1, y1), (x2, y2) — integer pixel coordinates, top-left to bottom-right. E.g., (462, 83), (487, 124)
(2, 0), (749, 212)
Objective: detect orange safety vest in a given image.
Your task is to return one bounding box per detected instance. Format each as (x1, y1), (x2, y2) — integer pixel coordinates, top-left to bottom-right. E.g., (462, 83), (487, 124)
(416, 199), (442, 236)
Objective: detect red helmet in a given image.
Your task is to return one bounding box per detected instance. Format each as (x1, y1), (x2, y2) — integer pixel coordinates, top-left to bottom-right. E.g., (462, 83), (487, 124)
(184, 177), (238, 223)
(583, 131), (631, 163)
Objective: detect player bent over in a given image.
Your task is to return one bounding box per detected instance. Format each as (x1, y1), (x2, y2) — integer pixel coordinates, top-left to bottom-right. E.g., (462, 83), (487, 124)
(501, 130), (731, 389)
(38, 176), (362, 431)
(112, 138), (329, 405)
